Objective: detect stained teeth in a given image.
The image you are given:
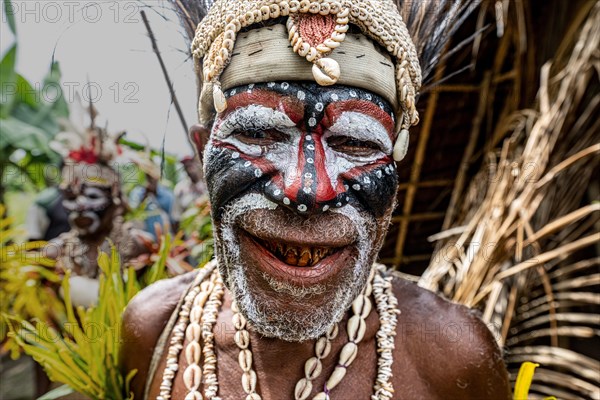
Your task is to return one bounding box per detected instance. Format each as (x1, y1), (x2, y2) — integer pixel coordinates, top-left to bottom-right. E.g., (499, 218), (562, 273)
(261, 240), (336, 267)
(284, 247), (298, 265)
(298, 248), (312, 267)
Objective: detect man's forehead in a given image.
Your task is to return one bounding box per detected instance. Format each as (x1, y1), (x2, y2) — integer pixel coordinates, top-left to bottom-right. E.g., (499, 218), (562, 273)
(60, 163), (118, 188)
(221, 82), (395, 130)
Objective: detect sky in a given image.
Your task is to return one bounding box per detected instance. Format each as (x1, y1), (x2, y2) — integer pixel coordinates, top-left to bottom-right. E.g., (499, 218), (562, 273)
(1, 0), (198, 157)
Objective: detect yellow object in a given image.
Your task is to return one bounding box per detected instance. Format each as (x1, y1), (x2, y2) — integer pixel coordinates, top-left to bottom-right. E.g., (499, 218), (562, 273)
(514, 362), (539, 400)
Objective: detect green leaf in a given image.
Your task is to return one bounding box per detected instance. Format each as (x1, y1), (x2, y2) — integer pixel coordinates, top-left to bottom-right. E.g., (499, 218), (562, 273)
(43, 61), (69, 119)
(15, 73), (38, 109)
(16, 160), (47, 189)
(0, 117), (54, 154)
(0, 44), (17, 118)
(37, 385), (75, 400)
(3, 0), (16, 35)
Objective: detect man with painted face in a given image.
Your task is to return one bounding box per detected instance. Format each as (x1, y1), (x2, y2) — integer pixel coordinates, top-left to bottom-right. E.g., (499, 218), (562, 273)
(46, 123), (153, 307)
(51, 163), (125, 275)
(121, 0), (511, 398)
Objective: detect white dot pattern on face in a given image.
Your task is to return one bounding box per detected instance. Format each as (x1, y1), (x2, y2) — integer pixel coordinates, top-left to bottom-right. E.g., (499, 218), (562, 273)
(219, 84), (396, 219)
(231, 89), (237, 95)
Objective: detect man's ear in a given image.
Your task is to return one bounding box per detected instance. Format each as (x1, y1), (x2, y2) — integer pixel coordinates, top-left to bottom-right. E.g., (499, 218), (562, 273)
(189, 124), (211, 160)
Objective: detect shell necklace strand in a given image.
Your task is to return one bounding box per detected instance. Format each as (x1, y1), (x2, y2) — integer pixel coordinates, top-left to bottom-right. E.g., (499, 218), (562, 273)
(158, 264), (399, 400)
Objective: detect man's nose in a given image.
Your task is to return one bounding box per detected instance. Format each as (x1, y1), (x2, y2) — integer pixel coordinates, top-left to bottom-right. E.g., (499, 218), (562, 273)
(263, 136), (349, 215)
(75, 196), (87, 211)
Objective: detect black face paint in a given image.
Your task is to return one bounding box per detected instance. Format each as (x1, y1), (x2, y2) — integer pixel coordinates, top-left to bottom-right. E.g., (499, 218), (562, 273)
(62, 184), (114, 236)
(204, 82), (398, 221)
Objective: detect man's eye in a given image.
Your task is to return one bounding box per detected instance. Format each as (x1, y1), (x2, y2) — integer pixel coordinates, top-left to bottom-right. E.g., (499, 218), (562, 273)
(83, 187), (109, 200)
(233, 129), (286, 145)
(327, 136), (382, 157)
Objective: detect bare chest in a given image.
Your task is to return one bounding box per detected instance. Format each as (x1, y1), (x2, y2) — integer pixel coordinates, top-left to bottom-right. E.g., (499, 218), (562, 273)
(146, 315), (440, 400)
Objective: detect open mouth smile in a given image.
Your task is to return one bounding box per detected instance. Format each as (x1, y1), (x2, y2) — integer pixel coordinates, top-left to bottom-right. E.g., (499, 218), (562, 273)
(234, 207), (358, 284)
(74, 215), (94, 227)
(238, 229), (355, 286)
(259, 239), (340, 267)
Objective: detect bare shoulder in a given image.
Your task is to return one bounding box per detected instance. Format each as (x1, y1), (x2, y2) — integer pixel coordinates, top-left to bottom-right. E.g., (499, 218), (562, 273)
(120, 270), (199, 398)
(390, 275), (511, 399)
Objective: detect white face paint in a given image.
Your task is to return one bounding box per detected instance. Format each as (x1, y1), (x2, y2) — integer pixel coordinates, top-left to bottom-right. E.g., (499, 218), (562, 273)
(63, 186), (112, 235)
(324, 111), (393, 158)
(213, 106), (393, 196)
(214, 105), (297, 156)
(322, 111), (393, 189)
(214, 105), (305, 187)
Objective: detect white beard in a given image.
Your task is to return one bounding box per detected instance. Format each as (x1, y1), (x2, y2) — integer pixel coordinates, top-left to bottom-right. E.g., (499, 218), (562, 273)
(215, 193), (379, 342)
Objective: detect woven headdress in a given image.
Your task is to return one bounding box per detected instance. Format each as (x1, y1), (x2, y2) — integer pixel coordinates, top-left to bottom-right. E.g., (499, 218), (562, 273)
(191, 0), (422, 149)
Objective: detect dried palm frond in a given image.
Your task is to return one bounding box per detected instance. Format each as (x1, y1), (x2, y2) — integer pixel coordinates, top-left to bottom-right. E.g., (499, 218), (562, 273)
(419, 2), (600, 398)
(397, 0), (481, 85)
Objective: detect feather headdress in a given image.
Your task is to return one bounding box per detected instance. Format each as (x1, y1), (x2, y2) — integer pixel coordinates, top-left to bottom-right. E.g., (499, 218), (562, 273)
(49, 94), (125, 192)
(50, 94), (123, 167)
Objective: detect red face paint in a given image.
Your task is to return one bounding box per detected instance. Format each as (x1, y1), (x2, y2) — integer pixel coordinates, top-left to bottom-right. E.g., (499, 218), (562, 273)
(205, 82), (398, 219)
